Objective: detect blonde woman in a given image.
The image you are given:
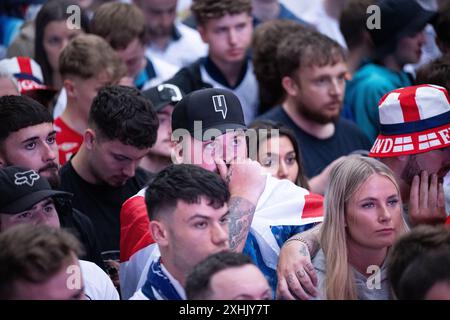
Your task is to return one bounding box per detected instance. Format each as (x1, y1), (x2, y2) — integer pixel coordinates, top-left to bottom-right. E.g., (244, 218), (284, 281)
(313, 156), (408, 300)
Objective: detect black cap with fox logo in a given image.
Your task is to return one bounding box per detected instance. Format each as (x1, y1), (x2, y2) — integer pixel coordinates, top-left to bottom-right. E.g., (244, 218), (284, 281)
(171, 88), (246, 141)
(0, 166), (72, 214)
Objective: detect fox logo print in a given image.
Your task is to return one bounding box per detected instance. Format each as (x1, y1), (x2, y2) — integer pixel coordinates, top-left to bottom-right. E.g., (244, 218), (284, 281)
(14, 170), (40, 187)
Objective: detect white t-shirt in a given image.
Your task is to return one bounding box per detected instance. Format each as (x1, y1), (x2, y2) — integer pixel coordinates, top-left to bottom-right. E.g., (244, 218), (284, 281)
(80, 260), (120, 300)
(146, 22), (208, 69)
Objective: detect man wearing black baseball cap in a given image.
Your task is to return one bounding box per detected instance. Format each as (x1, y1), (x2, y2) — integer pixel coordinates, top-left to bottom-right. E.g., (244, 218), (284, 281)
(0, 166), (120, 300)
(0, 166), (71, 230)
(171, 87), (249, 172)
(140, 84), (184, 173)
(120, 88), (324, 299)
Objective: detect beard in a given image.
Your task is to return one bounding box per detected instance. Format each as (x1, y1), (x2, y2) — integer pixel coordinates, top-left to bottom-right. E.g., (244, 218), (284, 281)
(145, 25), (173, 40)
(38, 163), (61, 188)
(296, 100), (341, 125)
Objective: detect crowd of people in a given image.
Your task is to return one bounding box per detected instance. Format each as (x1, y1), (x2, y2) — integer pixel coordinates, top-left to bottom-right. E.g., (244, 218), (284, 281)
(0, 0), (450, 300)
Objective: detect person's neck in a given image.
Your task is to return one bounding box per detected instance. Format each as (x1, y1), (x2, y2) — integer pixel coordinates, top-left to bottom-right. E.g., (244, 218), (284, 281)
(252, 0), (280, 22)
(282, 99), (335, 139)
(209, 55), (245, 88)
(53, 72), (63, 90)
(139, 154), (172, 173)
(347, 45), (369, 76)
(382, 55), (403, 73)
(71, 145), (99, 185)
(150, 33), (172, 51)
(347, 238), (388, 276)
(160, 254), (186, 287)
(60, 100), (88, 135)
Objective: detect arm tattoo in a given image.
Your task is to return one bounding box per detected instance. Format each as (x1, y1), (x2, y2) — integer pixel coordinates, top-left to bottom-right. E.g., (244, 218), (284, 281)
(299, 244), (309, 257)
(228, 196), (256, 252)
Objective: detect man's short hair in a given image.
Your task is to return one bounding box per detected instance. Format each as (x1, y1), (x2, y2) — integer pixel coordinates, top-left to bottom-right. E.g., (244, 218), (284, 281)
(191, 0), (252, 26)
(0, 95), (53, 146)
(185, 251), (252, 300)
(252, 20), (313, 111)
(276, 31), (346, 80)
(59, 34), (126, 82)
(0, 224), (82, 299)
(88, 85), (158, 149)
(90, 2), (146, 49)
(339, 0), (375, 49)
(415, 54), (450, 92)
(145, 164), (230, 220)
(387, 225), (450, 299)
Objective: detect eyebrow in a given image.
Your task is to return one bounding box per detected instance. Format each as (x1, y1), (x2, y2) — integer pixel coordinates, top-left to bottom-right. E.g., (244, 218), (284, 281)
(358, 194), (398, 202)
(186, 214), (211, 222)
(21, 136), (39, 144)
(111, 152), (131, 161)
(21, 198), (54, 213)
(41, 198), (54, 207)
(21, 130), (56, 144)
(187, 211), (229, 223)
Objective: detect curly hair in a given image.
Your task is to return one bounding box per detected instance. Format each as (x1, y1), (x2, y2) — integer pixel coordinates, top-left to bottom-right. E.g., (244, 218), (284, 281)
(191, 0), (252, 26)
(88, 85), (158, 149)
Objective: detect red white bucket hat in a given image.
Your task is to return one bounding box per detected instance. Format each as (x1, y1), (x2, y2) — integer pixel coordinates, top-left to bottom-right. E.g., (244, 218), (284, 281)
(369, 84), (450, 158)
(0, 56), (56, 95)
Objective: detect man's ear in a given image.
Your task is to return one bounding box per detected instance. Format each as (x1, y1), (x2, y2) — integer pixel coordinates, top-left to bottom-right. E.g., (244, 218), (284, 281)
(84, 129), (96, 150)
(150, 220), (169, 247)
(197, 25), (208, 43)
(281, 76), (299, 97)
(63, 78), (76, 99)
(173, 141), (184, 164)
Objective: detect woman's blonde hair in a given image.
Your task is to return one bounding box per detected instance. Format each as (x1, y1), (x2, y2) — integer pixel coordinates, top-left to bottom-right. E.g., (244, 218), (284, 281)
(320, 156), (408, 300)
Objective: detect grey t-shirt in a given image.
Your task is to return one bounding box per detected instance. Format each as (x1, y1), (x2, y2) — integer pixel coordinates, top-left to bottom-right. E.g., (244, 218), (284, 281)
(312, 249), (392, 300)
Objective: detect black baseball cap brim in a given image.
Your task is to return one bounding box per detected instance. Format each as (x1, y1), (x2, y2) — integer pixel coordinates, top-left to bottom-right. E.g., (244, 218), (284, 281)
(193, 123), (248, 141)
(0, 190), (72, 214)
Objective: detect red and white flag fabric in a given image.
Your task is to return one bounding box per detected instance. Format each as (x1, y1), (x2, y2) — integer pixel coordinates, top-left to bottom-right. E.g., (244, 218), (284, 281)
(119, 174), (324, 299)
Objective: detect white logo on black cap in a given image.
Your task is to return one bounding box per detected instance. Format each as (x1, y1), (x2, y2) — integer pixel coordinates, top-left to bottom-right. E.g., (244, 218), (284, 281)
(14, 170), (40, 187)
(212, 95), (227, 119)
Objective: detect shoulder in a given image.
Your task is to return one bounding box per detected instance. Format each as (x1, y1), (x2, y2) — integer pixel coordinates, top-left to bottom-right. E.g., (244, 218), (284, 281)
(79, 260), (120, 300)
(256, 106), (284, 121)
(336, 118), (371, 140)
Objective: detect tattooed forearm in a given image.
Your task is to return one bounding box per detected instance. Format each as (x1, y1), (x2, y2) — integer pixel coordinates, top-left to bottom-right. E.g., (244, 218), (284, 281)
(228, 196), (256, 252)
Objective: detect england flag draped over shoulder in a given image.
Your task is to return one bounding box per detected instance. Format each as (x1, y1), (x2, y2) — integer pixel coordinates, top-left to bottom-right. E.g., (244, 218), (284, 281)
(250, 175), (324, 271)
(119, 187), (159, 300)
(119, 174), (324, 299)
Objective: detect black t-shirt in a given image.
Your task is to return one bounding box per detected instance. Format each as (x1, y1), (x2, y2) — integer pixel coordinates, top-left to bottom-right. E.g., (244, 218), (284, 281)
(59, 161), (153, 253)
(57, 202), (104, 269)
(258, 106), (372, 177)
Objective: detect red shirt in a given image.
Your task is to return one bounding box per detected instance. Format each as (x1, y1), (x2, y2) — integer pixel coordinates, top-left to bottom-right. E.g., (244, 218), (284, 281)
(55, 117), (83, 165)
